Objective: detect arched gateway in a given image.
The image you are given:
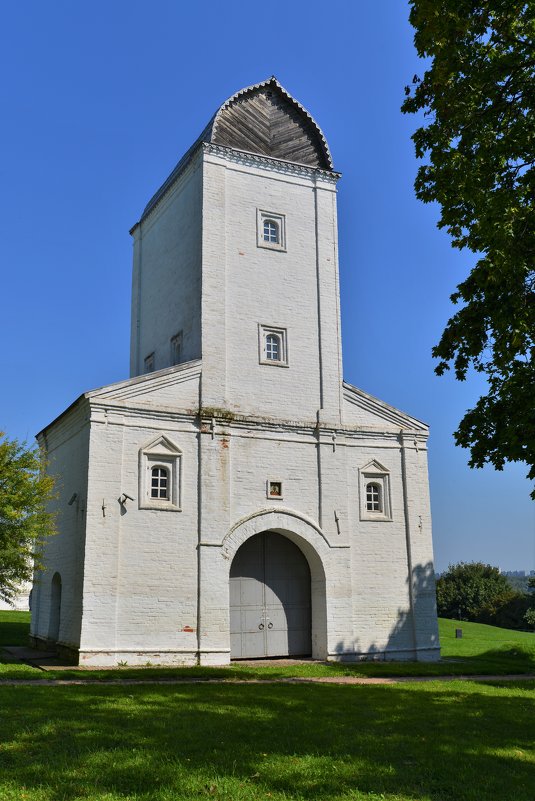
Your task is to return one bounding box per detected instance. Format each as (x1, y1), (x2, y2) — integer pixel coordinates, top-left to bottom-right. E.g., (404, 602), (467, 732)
(230, 531), (311, 659)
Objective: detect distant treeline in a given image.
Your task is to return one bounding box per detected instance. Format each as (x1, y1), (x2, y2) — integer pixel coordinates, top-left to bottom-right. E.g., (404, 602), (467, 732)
(436, 562), (535, 631)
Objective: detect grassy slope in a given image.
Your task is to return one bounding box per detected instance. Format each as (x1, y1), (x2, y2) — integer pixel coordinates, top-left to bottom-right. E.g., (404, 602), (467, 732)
(0, 680), (533, 801)
(1, 611), (534, 680)
(0, 610), (31, 646)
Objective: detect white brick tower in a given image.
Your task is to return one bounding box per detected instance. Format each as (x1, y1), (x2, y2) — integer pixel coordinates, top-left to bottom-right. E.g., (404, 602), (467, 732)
(130, 78), (343, 425)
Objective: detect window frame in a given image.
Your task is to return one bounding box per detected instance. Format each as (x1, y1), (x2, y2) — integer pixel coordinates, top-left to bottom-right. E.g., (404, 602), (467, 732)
(257, 209), (286, 251)
(359, 461), (392, 522)
(144, 352), (155, 373)
(170, 331), (183, 366)
(266, 480), (284, 500)
(263, 219), (279, 244)
(258, 324), (289, 367)
(365, 481), (382, 513)
(139, 435), (182, 511)
(150, 465), (170, 500)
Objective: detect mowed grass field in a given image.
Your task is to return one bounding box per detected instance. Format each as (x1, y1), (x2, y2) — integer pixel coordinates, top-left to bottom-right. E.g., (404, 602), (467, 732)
(1, 676), (534, 800)
(0, 613), (534, 800)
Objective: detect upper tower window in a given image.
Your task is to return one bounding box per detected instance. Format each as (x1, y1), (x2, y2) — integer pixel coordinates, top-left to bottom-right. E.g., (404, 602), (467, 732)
(259, 325), (288, 367)
(257, 210), (286, 251)
(263, 220), (279, 244)
(266, 333), (281, 360)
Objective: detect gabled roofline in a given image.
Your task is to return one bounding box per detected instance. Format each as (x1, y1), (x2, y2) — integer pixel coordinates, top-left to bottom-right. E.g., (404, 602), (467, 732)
(84, 359), (201, 399)
(36, 360), (202, 438)
(343, 381), (429, 431)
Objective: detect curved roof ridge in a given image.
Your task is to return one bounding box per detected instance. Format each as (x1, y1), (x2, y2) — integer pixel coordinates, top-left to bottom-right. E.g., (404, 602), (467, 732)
(211, 76), (334, 170)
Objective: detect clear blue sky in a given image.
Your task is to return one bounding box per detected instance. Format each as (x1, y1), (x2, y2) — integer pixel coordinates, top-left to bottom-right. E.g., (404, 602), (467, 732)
(1, 1), (533, 572)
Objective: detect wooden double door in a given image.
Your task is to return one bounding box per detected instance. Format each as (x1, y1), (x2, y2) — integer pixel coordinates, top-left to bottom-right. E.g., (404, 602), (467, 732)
(230, 531), (311, 659)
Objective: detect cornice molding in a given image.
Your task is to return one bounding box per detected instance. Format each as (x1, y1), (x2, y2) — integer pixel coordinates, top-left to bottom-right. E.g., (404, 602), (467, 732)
(203, 142), (340, 184)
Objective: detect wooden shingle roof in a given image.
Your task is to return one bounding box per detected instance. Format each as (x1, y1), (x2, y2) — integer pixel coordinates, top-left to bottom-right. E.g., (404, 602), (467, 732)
(209, 77), (333, 170)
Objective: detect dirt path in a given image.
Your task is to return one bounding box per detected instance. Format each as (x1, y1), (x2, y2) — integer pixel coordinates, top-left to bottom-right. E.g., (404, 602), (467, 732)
(1, 673), (534, 687)
(2, 646), (534, 686)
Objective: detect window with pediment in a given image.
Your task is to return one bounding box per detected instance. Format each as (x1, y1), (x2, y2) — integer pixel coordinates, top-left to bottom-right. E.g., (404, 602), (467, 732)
(139, 435), (182, 511)
(359, 460), (392, 521)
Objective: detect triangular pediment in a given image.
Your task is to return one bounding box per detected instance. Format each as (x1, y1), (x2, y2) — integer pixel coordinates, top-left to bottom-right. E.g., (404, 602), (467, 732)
(82, 360), (201, 409)
(360, 459), (389, 475)
(142, 434), (181, 456)
(343, 381), (428, 433)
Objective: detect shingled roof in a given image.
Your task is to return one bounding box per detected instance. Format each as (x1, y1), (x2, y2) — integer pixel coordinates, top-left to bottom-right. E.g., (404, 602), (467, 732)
(209, 77), (333, 170)
(136, 77), (334, 226)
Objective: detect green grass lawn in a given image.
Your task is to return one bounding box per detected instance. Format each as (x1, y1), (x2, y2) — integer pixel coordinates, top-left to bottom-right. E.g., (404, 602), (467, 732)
(1, 612), (534, 800)
(0, 679), (533, 801)
(1, 611), (534, 681)
(0, 610), (32, 646)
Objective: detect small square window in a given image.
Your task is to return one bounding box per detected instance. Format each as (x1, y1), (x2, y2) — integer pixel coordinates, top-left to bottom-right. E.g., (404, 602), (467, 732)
(144, 353), (155, 373)
(258, 325), (288, 367)
(267, 480), (283, 500)
(170, 331), (182, 365)
(263, 220), (279, 243)
(257, 210), (286, 251)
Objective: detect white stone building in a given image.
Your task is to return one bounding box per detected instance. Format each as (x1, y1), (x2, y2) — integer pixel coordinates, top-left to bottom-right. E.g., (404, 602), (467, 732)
(30, 78), (440, 666)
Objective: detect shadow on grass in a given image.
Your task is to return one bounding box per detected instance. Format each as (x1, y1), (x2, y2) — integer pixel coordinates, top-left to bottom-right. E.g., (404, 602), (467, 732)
(0, 681), (533, 801)
(0, 611), (30, 647)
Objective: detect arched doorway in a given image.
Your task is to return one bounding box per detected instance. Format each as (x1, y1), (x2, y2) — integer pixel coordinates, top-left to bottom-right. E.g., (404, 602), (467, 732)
(48, 572), (62, 642)
(230, 531), (311, 659)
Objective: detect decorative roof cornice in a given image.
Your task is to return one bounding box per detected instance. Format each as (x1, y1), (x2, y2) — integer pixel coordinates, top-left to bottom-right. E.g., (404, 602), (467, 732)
(203, 142), (340, 183)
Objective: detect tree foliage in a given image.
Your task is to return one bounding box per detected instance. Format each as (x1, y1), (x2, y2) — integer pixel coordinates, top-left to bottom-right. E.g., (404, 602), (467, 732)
(436, 561), (513, 620)
(0, 432), (55, 604)
(402, 1), (535, 496)
(525, 608), (535, 628)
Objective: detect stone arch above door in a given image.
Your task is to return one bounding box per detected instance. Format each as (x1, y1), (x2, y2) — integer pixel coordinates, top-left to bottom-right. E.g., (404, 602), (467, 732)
(221, 508), (330, 575)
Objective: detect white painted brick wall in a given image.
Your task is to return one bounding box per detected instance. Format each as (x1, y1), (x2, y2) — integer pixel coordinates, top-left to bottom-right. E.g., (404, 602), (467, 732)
(201, 151), (343, 422)
(31, 402), (90, 649)
(130, 152), (203, 377)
